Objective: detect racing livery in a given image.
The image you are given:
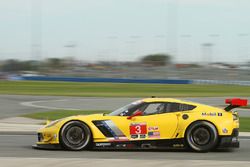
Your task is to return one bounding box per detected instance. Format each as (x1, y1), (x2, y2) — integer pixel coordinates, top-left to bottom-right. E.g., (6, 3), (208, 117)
(33, 98), (247, 152)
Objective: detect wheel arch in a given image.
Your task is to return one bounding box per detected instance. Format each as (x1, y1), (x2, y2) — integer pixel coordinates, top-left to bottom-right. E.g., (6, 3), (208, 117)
(184, 119), (219, 139)
(184, 120), (220, 152)
(59, 119), (93, 146)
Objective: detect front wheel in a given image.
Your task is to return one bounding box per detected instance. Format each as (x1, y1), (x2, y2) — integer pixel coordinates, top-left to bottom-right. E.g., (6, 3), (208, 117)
(185, 121), (218, 152)
(60, 121), (92, 151)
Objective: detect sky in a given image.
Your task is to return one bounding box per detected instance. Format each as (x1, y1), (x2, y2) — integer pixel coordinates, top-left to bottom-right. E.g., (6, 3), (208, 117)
(0, 0), (250, 63)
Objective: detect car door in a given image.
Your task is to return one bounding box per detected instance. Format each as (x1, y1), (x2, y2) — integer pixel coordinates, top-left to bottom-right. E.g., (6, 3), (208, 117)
(108, 102), (179, 141)
(127, 102), (179, 140)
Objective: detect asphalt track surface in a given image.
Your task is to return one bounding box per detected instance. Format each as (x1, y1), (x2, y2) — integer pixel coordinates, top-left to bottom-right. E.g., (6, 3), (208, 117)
(0, 95), (250, 118)
(0, 134), (250, 161)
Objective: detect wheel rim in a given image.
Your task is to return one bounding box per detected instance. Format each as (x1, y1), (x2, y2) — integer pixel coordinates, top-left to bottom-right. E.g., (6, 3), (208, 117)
(65, 126), (85, 145)
(191, 127), (210, 146)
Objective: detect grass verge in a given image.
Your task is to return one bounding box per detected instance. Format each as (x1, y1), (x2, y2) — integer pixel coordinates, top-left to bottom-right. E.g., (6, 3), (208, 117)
(21, 110), (109, 120)
(22, 110), (250, 132)
(1, 81), (250, 97)
(239, 117), (250, 132)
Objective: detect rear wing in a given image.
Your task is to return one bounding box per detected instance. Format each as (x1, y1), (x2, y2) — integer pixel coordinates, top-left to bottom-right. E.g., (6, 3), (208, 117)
(224, 98), (248, 111)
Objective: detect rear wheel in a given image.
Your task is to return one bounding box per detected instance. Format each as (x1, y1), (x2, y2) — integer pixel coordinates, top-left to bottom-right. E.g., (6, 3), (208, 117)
(60, 121), (92, 151)
(185, 121), (218, 152)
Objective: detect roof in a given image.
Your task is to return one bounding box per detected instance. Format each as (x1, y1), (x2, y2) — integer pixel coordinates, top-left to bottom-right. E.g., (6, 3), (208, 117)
(141, 98), (204, 106)
(142, 98), (182, 103)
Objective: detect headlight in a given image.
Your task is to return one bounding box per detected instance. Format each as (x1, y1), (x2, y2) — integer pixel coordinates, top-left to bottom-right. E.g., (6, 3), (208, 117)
(44, 119), (60, 128)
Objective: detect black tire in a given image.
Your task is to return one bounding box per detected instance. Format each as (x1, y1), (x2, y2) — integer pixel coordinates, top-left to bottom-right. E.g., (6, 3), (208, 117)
(185, 121), (218, 152)
(60, 121), (92, 151)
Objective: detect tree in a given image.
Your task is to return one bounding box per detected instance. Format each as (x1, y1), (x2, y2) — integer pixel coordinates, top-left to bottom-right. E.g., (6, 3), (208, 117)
(0, 59), (39, 72)
(45, 58), (65, 70)
(1, 59), (21, 72)
(140, 54), (171, 66)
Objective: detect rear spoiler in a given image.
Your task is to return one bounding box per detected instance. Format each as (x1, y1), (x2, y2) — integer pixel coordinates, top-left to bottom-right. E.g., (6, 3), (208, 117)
(224, 98), (248, 111)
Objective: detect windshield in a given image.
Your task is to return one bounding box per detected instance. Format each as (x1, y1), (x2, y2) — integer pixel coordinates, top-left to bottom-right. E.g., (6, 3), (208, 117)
(108, 100), (143, 116)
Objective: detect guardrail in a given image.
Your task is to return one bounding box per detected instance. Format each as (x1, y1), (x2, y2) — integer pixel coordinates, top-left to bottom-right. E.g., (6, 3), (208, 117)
(21, 76), (191, 84)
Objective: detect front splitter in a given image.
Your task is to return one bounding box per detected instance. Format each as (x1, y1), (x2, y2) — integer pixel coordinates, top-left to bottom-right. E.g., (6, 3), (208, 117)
(32, 144), (62, 150)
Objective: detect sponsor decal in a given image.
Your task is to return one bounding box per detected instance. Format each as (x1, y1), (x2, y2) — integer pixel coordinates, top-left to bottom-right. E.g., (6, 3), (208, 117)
(202, 112), (216, 116)
(108, 136), (129, 142)
(222, 128), (228, 133)
(130, 123), (147, 135)
(115, 144), (127, 148)
(140, 134), (146, 138)
(95, 143), (111, 147)
(148, 131), (160, 138)
(148, 126), (159, 131)
(131, 134), (146, 139)
(218, 113), (223, 116)
(131, 134), (139, 139)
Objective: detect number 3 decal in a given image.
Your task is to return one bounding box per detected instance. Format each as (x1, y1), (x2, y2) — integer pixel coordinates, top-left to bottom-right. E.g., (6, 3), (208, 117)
(135, 125), (141, 134)
(130, 123), (147, 135)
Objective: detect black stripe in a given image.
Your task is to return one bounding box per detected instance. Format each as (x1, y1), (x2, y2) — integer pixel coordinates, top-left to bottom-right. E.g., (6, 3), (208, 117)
(92, 120), (114, 138)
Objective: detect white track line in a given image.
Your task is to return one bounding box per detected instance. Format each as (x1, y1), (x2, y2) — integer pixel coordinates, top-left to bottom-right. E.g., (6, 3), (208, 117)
(239, 138), (250, 141)
(20, 99), (80, 110)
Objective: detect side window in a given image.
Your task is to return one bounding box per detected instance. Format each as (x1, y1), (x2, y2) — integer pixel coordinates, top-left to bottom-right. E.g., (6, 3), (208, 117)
(143, 103), (165, 115)
(125, 102), (196, 116)
(166, 103), (179, 112)
(166, 103), (196, 112)
(119, 103), (146, 116)
(179, 103), (196, 111)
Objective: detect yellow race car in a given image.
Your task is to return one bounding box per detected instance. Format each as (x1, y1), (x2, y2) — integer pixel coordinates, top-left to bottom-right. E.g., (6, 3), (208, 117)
(33, 97), (247, 152)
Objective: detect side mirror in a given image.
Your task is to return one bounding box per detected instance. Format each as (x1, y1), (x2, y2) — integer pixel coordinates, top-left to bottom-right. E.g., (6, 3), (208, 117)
(127, 111), (143, 120)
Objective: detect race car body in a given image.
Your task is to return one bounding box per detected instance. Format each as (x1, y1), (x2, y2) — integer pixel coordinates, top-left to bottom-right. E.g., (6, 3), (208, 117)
(33, 98), (247, 152)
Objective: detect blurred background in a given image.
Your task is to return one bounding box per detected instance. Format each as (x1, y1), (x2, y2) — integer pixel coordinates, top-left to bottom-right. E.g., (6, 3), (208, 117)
(1, 0), (250, 82)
